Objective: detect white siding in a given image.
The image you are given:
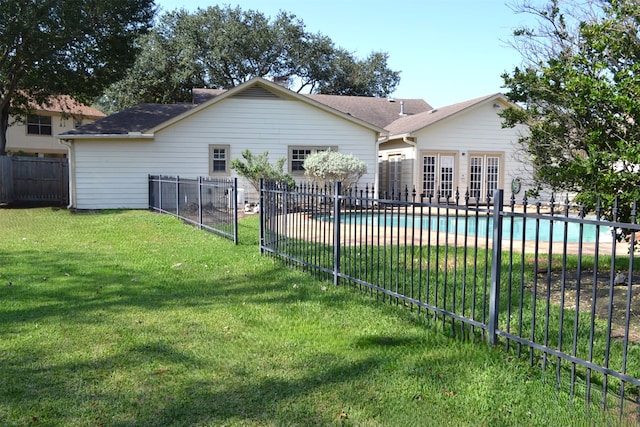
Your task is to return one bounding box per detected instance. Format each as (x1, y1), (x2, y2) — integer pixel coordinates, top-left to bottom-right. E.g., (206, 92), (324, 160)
(411, 102), (530, 196)
(71, 97), (378, 209)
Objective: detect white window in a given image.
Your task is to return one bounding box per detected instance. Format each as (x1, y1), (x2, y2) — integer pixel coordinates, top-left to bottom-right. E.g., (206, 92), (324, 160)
(422, 153), (456, 198)
(469, 154), (502, 199)
(291, 148), (312, 173)
(209, 145), (230, 176)
(288, 146), (337, 175)
(27, 115), (52, 136)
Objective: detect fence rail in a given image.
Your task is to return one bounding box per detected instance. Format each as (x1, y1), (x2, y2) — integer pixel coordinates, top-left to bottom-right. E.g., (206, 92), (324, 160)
(0, 156), (68, 205)
(259, 180), (640, 422)
(148, 175), (239, 244)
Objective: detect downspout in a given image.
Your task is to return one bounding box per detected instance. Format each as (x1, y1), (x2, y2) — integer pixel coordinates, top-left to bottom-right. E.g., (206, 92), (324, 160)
(59, 139), (74, 209)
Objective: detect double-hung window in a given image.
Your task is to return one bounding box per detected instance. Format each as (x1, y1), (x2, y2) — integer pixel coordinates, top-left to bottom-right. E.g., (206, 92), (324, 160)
(209, 145), (230, 176)
(27, 115), (52, 136)
(288, 146), (337, 175)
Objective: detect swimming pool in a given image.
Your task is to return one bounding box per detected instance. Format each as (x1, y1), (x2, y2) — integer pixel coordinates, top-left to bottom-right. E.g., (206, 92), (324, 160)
(328, 212), (612, 243)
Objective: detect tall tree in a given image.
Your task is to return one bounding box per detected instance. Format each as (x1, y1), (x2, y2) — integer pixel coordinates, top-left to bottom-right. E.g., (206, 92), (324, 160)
(501, 0), (640, 226)
(0, 0), (155, 154)
(314, 51), (400, 97)
(98, 5), (400, 113)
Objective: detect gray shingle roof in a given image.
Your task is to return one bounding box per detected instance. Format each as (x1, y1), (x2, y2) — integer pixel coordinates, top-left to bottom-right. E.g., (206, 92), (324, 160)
(188, 88), (432, 129)
(61, 82), (499, 138)
(192, 88), (226, 104)
(304, 94), (432, 129)
(60, 103), (196, 135)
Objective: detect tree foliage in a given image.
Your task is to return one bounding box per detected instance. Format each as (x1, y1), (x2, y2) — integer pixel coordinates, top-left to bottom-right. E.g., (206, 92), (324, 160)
(98, 5), (401, 113)
(502, 0), (640, 225)
(230, 149), (294, 192)
(303, 150), (367, 190)
(0, 0), (155, 154)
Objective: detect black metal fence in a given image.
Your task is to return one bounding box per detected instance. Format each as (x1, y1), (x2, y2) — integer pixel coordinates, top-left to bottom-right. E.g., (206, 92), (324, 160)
(259, 180), (640, 422)
(148, 175), (239, 244)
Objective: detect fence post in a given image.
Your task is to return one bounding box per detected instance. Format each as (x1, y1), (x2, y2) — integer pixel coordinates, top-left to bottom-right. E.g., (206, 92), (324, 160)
(233, 177), (238, 245)
(158, 176), (163, 211)
(198, 176), (203, 229)
(489, 189), (504, 345)
(333, 181), (342, 286)
(259, 178), (264, 254)
(175, 176), (180, 216)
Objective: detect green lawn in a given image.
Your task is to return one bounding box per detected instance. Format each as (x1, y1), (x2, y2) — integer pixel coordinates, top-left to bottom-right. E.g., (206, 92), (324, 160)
(0, 208), (617, 426)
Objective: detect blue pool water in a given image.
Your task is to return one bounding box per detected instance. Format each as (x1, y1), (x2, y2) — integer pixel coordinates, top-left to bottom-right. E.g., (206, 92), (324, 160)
(330, 213), (612, 243)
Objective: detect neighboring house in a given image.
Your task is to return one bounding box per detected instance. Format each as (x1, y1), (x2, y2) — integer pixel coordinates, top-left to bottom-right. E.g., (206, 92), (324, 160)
(377, 94), (530, 202)
(6, 95), (105, 157)
(59, 78), (385, 209)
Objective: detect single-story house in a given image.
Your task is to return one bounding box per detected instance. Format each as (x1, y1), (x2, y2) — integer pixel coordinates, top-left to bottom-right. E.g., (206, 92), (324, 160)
(7, 95), (105, 157)
(58, 76), (530, 210)
(58, 77), (386, 209)
(377, 94), (530, 202)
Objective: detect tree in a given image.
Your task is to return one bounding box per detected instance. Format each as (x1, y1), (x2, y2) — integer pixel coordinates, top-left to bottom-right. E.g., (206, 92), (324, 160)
(501, 0), (640, 226)
(98, 5), (400, 112)
(230, 150), (294, 192)
(314, 51), (400, 97)
(303, 150), (367, 190)
(0, 0), (155, 154)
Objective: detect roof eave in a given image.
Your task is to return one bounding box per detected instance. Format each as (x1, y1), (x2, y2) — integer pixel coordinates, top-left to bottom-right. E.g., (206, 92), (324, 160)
(146, 77), (388, 135)
(57, 133), (154, 140)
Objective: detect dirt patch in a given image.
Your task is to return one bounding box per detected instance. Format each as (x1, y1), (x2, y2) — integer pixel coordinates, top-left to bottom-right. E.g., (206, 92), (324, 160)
(525, 270), (640, 343)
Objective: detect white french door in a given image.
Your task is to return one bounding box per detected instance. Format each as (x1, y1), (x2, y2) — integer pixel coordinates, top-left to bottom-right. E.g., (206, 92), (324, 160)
(469, 154), (500, 199)
(422, 154), (455, 198)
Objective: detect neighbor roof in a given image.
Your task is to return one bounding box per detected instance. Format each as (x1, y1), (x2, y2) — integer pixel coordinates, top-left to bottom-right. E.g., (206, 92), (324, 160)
(192, 88), (227, 104)
(30, 95), (105, 119)
(305, 94), (432, 129)
(384, 93), (506, 135)
(193, 88), (432, 129)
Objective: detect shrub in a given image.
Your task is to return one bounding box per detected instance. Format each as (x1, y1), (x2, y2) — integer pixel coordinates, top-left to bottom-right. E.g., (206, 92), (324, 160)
(231, 149), (295, 191)
(303, 150), (366, 190)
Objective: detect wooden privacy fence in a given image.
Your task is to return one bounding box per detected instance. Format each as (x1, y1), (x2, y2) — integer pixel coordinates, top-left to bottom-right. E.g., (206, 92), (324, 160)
(0, 156), (69, 206)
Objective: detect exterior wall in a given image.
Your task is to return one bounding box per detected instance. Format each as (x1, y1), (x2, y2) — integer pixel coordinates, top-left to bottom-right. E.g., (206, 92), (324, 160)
(70, 96), (378, 209)
(409, 102), (530, 198)
(7, 113), (97, 157)
(377, 141), (414, 196)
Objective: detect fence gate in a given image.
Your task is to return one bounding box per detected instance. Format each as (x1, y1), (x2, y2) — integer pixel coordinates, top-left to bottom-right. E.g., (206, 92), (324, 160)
(0, 156), (69, 206)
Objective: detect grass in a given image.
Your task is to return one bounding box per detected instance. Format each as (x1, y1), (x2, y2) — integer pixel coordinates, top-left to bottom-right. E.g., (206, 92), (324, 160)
(0, 208), (621, 426)
(275, 225), (640, 402)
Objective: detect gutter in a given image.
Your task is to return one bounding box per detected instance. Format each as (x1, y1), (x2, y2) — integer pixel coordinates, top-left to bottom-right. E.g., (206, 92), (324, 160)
(59, 139), (74, 209)
(58, 132), (155, 140)
(377, 133), (416, 145)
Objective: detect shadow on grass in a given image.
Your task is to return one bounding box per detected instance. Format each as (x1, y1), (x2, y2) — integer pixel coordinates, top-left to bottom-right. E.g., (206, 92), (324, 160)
(0, 246), (305, 330)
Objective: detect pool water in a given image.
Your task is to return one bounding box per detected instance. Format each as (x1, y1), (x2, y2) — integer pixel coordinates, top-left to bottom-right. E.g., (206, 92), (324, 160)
(333, 212), (611, 243)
